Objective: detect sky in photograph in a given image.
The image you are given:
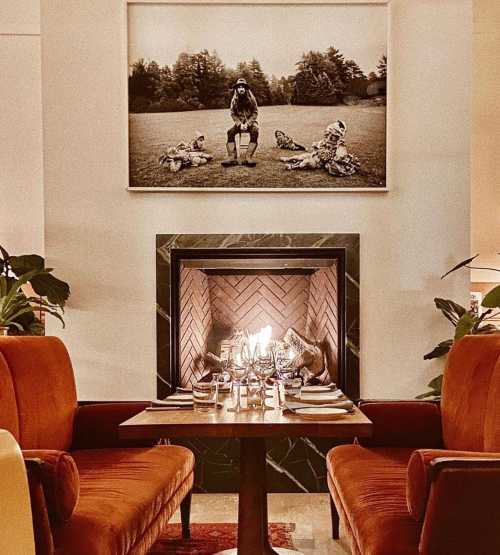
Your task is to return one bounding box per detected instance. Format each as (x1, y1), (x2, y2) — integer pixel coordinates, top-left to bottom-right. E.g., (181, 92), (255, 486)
(128, 3), (387, 79)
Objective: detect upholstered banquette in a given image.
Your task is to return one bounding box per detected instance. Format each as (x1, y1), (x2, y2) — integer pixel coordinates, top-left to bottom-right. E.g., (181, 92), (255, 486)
(0, 336), (195, 555)
(327, 335), (500, 555)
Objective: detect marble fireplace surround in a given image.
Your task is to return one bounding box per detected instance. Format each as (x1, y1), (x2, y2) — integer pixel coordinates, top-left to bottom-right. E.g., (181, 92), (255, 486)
(156, 233), (359, 493)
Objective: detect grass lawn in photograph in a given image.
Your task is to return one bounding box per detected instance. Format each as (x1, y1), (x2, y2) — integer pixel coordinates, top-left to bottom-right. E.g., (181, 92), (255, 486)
(129, 104), (386, 189)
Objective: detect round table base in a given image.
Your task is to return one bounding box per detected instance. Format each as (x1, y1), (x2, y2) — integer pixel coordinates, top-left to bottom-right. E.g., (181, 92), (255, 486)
(214, 549), (302, 555)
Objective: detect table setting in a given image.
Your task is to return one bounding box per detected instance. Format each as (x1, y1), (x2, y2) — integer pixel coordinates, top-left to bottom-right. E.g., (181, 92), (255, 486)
(149, 336), (355, 421)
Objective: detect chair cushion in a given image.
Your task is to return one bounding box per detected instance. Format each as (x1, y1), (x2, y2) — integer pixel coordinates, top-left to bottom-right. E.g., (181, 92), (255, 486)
(53, 446), (194, 555)
(22, 450), (79, 525)
(327, 444), (420, 555)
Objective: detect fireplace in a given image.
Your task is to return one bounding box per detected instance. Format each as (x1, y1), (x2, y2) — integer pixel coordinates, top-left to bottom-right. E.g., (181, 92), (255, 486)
(156, 233), (359, 494)
(170, 248), (346, 390)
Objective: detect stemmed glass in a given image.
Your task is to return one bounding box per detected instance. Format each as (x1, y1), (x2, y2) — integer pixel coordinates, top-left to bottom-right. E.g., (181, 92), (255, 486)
(211, 372), (221, 408)
(225, 349), (249, 413)
(254, 344), (277, 410)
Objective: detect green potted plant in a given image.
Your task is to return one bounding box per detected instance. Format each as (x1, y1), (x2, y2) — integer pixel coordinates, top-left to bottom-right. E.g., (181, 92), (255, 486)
(0, 245), (70, 335)
(418, 254), (500, 399)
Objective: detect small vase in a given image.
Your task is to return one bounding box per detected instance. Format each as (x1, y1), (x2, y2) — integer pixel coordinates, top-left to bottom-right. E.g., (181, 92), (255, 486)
(0, 326), (9, 336)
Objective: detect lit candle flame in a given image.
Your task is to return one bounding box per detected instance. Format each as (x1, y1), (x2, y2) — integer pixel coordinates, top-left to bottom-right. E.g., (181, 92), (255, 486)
(258, 325), (273, 356)
(248, 333), (259, 359)
(246, 325), (273, 359)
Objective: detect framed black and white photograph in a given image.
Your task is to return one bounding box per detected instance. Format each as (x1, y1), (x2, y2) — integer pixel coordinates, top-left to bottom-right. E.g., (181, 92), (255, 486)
(127, 1), (389, 192)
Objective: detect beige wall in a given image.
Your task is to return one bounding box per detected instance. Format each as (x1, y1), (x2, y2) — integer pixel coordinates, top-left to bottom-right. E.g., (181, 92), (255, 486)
(0, 1), (44, 255)
(41, 0), (472, 400)
(472, 0), (500, 282)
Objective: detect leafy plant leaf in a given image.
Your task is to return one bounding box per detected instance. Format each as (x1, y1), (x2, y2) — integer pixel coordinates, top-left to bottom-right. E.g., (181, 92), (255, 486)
(9, 254), (45, 276)
(434, 298), (466, 325)
(29, 273), (70, 306)
(482, 285), (500, 309)
(415, 391), (440, 399)
(37, 306), (65, 328)
(0, 245), (10, 263)
(1, 269), (43, 312)
(428, 374), (443, 391)
(423, 339), (453, 360)
(26, 319), (45, 335)
(6, 321), (24, 332)
(416, 374), (443, 399)
(0, 276), (7, 297)
(6, 306), (38, 323)
(441, 254), (479, 279)
(477, 324), (500, 334)
(26, 297), (64, 313)
(454, 312), (476, 340)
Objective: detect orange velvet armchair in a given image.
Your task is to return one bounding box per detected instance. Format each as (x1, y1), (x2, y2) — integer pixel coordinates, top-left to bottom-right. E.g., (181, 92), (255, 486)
(0, 336), (195, 555)
(327, 334), (500, 555)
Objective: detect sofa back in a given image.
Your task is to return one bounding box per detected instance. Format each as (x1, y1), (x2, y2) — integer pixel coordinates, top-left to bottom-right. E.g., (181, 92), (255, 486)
(441, 334), (500, 452)
(0, 337), (77, 450)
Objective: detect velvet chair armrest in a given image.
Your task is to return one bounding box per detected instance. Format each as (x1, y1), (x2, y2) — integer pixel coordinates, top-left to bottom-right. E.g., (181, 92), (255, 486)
(23, 450), (79, 526)
(71, 402), (155, 450)
(407, 448), (500, 521)
(24, 452), (79, 555)
(415, 453), (500, 555)
(357, 400), (442, 448)
(25, 457), (54, 555)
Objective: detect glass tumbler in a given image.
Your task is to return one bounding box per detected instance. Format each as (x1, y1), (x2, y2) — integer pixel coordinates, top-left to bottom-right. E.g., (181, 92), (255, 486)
(193, 381), (216, 412)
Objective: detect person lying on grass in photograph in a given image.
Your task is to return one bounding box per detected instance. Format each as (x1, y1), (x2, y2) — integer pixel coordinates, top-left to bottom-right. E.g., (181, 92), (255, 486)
(274, 130), (306, 151)
(175, 130), (206, 152)
(280, 120), (361, 177)
(222, 78), (259, 168)
(158, 131), (213, 172)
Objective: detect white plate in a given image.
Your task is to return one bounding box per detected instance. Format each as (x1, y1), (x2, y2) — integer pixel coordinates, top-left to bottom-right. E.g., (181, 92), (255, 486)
(301, 385), (337, 393)
(295, 407), (347, 421)
(299, 392), (344, 404)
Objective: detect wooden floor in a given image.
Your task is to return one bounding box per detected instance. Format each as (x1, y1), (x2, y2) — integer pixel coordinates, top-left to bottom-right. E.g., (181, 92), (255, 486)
(170, 493), (350, 555)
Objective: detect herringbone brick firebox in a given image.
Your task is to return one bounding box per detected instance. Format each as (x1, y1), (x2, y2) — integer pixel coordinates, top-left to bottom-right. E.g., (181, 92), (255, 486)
(173, 249), (341, 388)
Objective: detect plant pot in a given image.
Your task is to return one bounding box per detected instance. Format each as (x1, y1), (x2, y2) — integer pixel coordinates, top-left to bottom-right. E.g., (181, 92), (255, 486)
(0, 326), (9, 336)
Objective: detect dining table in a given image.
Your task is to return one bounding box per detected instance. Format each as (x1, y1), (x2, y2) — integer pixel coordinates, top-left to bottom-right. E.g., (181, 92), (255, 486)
(119, 393), (373, 555)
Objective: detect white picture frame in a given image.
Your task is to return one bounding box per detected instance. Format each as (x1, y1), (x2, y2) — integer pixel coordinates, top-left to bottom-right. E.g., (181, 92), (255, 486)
(125, 0), (391, 192)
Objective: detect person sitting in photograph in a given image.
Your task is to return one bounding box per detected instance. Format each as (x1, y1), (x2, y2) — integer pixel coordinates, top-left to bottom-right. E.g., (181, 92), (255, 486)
(274, 130), (306, 151)
(279, 120), (360, 176)
(221, 78), (259, 167)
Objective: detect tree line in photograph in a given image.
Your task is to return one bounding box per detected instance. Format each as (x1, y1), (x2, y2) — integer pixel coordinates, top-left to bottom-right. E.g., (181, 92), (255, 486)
(129, 46), (387, 113)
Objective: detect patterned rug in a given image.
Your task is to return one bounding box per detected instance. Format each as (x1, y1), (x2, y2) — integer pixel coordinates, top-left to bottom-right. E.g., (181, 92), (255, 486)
(149, 523), (296, 554)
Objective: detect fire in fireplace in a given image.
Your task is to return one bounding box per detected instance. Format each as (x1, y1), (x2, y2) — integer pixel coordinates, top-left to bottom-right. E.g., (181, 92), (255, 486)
(170, 248), (346, 390)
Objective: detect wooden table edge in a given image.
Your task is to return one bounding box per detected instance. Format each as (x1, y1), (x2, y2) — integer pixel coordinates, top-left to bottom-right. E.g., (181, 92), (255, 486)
(119, 408), (373, 440)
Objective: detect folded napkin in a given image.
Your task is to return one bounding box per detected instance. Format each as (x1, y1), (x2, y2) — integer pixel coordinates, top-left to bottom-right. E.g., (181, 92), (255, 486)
(301, 384), (337, 392)
(151, 397), (193, 407)
(175, 387), (193, 394)
(284, 399), (354, 413)
(146, 405), (193, 411)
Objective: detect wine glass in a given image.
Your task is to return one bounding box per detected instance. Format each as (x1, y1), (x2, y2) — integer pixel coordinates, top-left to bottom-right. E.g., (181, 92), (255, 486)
(226, 350), (249, 413)
(254, 351), (276, 410)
